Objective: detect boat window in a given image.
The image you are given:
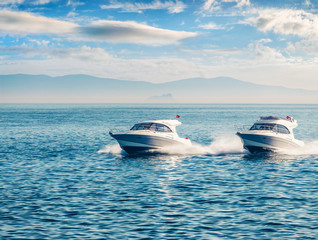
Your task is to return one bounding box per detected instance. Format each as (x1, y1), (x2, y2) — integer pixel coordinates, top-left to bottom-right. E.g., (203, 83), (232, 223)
(130, 123), (152, 130)
(250, 123), (290, 134)
(250, 124), (275, 131)
(130, 123), (172, 132)
(154, 123), (172, 132)
(277, 124), (290, 134)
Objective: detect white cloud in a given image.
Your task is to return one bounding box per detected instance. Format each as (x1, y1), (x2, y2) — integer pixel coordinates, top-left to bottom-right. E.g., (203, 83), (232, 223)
(1, 44), (318, 90)
(202, 0), (220, 12)
(248, 39), (286, 64)
(304, 0), (312, 7)
(77, 20), (197, 45)
(29, 39), (50, 46)
(31, 0), (52, 5)
(67, 0), (85, 7)
(234, 0), (250, 8)
(198, 22), (225, 30)
(286, 39), (318, 55)
(0, 0), (54, 5)
(0, 10), (197, 45)
(50, 46), (114, 61)
(0, 45), (113, 61)
(201, 0), (250, 13)
(182, 47), (242, 56)
(244, 8), (318, 54)
(0, 0), (24, 5)
(101, 0), (186, 14)
(246, 9), (318, 39)
(0, 10), (77, 35)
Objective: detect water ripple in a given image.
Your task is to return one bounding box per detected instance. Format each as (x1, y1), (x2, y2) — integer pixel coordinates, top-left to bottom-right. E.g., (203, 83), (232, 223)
(1, 104), (318, 239)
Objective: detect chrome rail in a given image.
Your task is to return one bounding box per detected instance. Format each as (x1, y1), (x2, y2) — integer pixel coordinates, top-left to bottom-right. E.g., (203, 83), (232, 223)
(109, 127), (128, 135)
(235, 125), (251, 132)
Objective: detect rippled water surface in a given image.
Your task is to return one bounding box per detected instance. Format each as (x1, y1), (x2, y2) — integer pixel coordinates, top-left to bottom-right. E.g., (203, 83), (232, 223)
(1, 104), (318, 239)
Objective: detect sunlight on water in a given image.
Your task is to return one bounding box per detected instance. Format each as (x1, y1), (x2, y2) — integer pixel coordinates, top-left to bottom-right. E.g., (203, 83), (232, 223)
(2, 104), (318, 240)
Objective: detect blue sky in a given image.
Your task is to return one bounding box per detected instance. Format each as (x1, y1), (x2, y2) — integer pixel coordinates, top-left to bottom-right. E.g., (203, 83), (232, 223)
(1, 0), (318, 90)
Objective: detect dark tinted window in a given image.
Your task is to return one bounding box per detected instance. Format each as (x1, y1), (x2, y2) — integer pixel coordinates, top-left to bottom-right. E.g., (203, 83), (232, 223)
(131, 123), (152, 130)
(250, 124), (275, 131)
(277, 125), (290, 134)
(131, 123), (172, 132)
(250, 123), (290, 134)
(155, 123), (172, 132)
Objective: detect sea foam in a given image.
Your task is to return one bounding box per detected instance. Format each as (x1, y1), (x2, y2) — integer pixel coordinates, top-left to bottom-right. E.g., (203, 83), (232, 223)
(100, 136), (318, 157)
(99, 135), (246, 156)
(279, 140), (318, 155)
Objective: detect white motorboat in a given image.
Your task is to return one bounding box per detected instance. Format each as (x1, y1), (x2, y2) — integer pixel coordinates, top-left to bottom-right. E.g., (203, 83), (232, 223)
(236, 116), (304, 153)
(109, 119), (191, 154)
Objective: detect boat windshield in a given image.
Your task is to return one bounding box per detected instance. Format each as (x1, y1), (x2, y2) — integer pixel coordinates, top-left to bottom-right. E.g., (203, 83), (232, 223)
(250, 124), (290, 134)
(250, 123), (275, 131)
(130, 123), (172, 132)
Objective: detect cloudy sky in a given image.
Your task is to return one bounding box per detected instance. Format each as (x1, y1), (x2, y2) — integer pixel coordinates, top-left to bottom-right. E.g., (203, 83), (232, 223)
(1, 0), (318, 90)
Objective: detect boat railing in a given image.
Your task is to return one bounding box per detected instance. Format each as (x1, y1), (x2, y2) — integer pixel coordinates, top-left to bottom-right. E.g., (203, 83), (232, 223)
(109, 127), (128, 134)
(236, 125), (292, 135)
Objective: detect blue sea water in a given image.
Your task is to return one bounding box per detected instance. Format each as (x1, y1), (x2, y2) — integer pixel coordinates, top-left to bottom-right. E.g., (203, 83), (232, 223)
(1, 104), (318, 239)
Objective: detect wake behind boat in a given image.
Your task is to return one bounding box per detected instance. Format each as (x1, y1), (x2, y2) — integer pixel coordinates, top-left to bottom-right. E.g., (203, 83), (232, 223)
(236, 116), (304, 153)
(109, 119), (191, 154)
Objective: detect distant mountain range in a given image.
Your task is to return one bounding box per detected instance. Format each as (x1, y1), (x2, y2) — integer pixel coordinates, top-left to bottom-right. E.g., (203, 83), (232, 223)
(1, 74), (317, 103)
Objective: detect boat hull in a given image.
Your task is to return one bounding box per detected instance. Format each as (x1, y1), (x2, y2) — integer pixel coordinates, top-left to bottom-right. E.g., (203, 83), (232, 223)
(236, 132), (302, 153)
(110, 132), (190, 154)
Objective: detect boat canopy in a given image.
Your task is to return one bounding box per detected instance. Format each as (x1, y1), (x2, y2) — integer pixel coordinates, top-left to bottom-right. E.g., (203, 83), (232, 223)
(257, 116), (298, 129)
(259, 116), (284, 121)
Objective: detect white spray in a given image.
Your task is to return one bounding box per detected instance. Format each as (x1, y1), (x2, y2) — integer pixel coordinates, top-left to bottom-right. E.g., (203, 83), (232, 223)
(99, 134), (246, 156)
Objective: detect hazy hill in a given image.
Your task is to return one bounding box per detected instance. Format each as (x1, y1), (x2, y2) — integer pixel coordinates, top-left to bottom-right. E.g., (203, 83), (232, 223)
(147, 93), (176, 103)
(0, 74), (317, 103)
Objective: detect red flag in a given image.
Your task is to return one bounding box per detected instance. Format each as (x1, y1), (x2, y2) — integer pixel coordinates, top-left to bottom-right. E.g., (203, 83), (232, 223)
(286, 116), (290, 120)
(176, 115), (180, 118)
